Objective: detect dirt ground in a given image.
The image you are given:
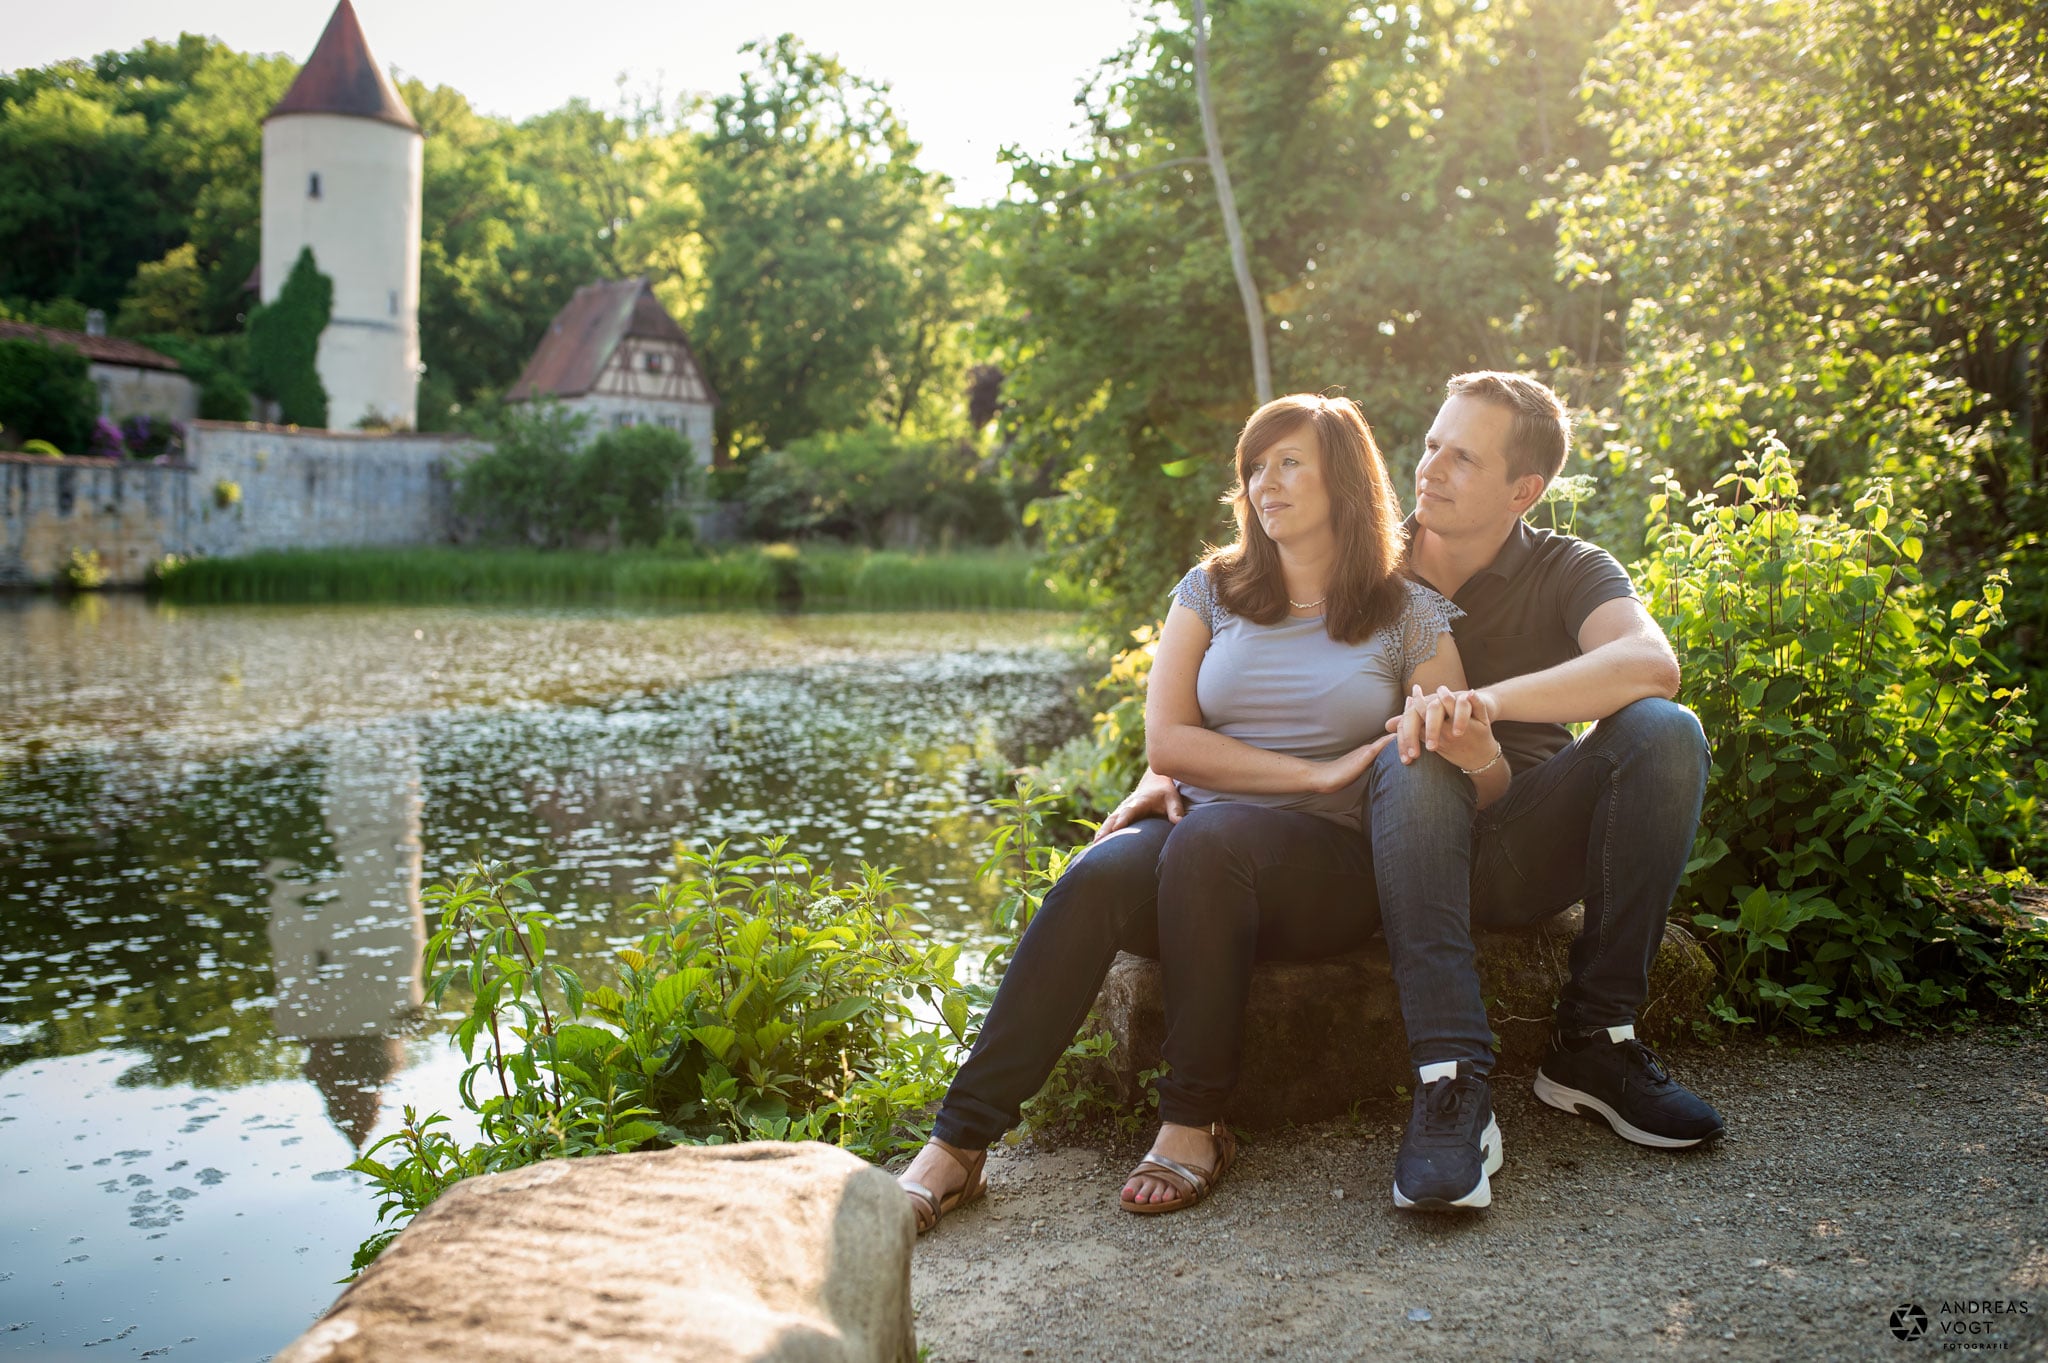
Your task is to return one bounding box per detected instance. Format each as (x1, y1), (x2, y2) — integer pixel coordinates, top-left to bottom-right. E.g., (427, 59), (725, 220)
(909, 1019), (2048, 1362)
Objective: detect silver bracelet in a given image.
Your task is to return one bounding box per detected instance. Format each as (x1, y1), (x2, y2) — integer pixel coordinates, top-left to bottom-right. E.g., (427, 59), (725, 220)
(1458, 744), (1505, 778)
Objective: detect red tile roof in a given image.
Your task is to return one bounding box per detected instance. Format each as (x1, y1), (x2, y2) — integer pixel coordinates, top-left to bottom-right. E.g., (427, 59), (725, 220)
(267, 0), (419, 133)
(506, 278), (719, 404)
(0, 322), (184, 372)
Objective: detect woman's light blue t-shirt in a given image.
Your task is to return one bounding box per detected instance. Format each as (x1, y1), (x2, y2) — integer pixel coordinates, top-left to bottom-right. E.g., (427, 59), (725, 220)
(1170, 565), (1463, 829)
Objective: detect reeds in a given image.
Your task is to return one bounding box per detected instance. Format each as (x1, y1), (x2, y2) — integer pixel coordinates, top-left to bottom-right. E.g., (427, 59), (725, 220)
(151, 545), (1090, 611)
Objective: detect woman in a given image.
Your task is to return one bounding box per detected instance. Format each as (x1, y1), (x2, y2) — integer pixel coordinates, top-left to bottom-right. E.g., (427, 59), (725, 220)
(898, 394), (1508, 1229)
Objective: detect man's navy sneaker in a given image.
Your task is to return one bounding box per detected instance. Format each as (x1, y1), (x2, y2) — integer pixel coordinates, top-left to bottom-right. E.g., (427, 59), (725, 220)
(1392, 1061), (1503, 1210)
(1533, 1024), (1725, 1148)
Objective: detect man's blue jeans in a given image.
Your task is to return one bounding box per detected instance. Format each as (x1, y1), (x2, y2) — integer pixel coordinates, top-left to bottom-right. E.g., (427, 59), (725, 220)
(1367, 697), (1710, 1075)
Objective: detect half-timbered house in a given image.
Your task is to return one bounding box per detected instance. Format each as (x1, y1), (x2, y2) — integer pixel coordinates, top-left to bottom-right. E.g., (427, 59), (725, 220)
(505, 278), (718, 460)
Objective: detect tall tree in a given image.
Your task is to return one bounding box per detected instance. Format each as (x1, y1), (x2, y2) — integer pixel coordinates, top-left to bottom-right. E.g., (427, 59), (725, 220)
(1556, 0), (2048, 549)
(991, 0), (1614, 638)
(688, 36), (953, 454)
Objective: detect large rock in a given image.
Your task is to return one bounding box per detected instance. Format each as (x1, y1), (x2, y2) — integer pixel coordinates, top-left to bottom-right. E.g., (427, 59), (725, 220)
(277, 1142), (917, 1363)
(1091, 907), (1713, 1127)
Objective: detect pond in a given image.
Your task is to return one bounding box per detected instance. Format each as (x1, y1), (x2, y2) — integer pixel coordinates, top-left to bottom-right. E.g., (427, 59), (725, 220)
(0, 596), (1089, 1360)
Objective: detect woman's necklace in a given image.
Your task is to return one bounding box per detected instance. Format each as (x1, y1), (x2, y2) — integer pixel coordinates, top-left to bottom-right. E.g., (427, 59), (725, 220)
(1288, 593), (1326, 611)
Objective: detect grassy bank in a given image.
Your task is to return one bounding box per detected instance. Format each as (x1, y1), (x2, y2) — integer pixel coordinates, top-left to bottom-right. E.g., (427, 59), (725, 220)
(150, 545), (1091, 611)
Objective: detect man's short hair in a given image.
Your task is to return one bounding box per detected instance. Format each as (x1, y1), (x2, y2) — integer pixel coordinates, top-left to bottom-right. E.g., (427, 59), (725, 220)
(1445, 371), (1571, 484)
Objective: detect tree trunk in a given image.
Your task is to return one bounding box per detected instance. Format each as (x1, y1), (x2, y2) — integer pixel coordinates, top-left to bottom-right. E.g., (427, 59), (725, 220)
(1192, 0), (1272, 406)
(2034, 330), (2048, 489)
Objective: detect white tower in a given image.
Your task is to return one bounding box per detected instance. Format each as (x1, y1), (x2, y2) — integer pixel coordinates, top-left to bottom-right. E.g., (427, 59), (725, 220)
(261, 0), (422, 429)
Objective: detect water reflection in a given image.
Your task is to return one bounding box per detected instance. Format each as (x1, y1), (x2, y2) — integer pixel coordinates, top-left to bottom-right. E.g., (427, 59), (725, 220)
(1, 599), (1086, 1359)
(266, 729), (426, 1148)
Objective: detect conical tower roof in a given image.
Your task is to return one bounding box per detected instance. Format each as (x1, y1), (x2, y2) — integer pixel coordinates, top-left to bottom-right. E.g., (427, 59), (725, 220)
(266, 0), (419, 133)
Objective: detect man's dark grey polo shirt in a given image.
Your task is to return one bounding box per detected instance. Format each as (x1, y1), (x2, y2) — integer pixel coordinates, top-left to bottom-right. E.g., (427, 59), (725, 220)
(1404, 516), (1636, 774)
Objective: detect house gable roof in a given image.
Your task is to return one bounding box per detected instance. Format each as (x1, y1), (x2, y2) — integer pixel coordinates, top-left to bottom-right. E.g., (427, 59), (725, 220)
(266, 0), (420, 133)
(0, 322), (184, 373)
(505, 278), (719, 405)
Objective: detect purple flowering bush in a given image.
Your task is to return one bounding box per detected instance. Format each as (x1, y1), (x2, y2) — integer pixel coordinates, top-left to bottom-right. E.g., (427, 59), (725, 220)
(88, 417), (127, 459)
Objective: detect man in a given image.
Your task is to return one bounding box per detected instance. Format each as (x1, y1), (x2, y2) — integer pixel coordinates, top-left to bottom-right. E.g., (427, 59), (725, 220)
(1106, 370), (1723, 1212)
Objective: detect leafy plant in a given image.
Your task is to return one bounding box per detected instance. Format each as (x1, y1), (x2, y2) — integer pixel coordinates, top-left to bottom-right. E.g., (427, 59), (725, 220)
(60, 548), (108, 591)
(245, 247), (330, 427)
(1032, 629), (1157, 822)
(1640, 440), (2045, 1030)
(348, 844), (974, 1271)
(455, 405), (698, 549)
(211, 478), (240, 510)
(734, 425), (1015, 548)
(0, 336), (96, 451)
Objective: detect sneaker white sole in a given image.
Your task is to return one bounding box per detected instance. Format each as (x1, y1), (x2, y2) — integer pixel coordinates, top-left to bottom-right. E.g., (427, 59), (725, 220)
(1532, 1072), (1715, 1149)
(1391, 1115), (1504, 1210)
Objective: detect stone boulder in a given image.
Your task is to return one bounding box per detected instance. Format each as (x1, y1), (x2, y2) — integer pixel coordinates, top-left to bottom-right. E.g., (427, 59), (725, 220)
(277, 1141), (916, 1363)
(1090, 907), (1714, 1128)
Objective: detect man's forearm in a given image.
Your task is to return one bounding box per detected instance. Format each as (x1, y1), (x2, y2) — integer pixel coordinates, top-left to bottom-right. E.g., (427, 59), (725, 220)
(1483, 637), (1680, 726)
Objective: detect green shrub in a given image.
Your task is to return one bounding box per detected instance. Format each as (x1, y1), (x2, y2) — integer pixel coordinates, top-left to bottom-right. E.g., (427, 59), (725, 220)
(60, 548), (108, 591)
(246, 247), (330, 427)
(453, 403), (586, 547)
(0, 337), (96, 451)
(1641, 440), (2045, 1030)
(1032, 631), (1156, 822)
(348, 845), (975, 1271)
(736, 425), (1016, 547)
(573, 424), (699, 548)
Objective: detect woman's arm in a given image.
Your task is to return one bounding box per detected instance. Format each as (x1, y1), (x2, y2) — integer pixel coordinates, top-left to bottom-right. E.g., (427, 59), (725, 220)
(1145, 602), (1384, 797)
(1408, 633), (1510, 809)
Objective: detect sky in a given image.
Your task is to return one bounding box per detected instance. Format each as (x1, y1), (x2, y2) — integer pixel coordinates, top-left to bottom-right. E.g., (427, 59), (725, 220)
(2, 0), (1158, 204)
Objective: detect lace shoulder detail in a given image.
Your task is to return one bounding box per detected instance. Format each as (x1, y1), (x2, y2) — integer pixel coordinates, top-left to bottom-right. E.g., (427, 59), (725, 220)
(1172, 565), (1227, 632)
(1393, 578), (1464, 679)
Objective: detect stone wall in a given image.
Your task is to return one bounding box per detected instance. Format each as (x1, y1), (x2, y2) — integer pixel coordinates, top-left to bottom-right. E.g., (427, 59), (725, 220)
(90, 363), (199, 423)
(0, 421), (473, 587)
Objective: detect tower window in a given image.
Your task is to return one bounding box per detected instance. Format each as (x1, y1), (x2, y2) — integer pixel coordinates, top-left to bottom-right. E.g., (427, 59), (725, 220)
(389, 291), (399, 316)
(308, 172), (322, 199)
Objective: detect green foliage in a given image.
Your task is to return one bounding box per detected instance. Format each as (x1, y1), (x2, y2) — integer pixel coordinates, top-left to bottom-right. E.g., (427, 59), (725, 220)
(1641, 442), (2045, 1031)
(0, 337), (96, 451)
(60, 548), (108, 591)
(455, 405), (698, 549)
(245, 247), (330, 427)
(574, 424), (701, 547)
(994, 0), (1617, 644)
(349, 847), (974, 1270)
(1032, 631), (1157, 822)
(691, 37), (964, 453)
(735, 425), (1015, 546)
(452, 403), (585, 546)
(1555, 0), (2047, 556)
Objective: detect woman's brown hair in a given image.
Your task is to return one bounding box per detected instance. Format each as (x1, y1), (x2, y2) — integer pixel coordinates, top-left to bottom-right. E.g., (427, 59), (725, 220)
(1201, 394), (1407, 645)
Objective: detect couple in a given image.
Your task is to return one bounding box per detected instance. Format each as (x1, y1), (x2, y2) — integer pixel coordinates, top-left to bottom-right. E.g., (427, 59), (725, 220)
(901, 371), (1723, 1227)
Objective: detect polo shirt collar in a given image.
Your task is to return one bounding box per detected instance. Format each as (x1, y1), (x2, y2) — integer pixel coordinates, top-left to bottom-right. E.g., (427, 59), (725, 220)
(1401, 514), (1540, 588)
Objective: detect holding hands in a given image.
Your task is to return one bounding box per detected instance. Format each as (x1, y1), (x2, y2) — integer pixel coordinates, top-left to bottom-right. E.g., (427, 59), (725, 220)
(1390, 684), (1503, 778)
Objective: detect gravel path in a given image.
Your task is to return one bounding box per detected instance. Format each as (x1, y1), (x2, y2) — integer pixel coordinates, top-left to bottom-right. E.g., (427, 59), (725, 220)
(910, 1020), (2048, 1361)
